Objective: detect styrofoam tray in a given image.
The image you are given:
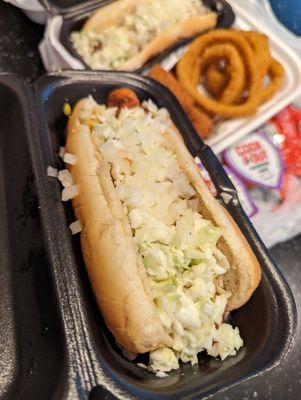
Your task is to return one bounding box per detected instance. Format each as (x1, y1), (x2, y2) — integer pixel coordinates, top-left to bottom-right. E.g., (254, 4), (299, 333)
(204, 0), (301, 153)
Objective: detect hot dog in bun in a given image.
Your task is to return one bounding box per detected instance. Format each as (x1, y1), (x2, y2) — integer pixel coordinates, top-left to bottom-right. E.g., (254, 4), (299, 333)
(70, 0), (217, 71)
(63, 88), (261, 374)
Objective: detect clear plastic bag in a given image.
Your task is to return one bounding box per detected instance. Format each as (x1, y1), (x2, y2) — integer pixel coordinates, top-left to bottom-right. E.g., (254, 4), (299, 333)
(222, 102), (301, 248)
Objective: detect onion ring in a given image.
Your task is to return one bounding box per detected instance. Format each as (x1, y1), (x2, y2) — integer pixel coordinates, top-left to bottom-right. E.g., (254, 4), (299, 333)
(205, 31), (271, 98)
(240, 31), (271, 79)
(198, 44), (246, 104)
(204, 62), (229, 98)
(261, 58), (285, 103)
(177, 30), (261, 118)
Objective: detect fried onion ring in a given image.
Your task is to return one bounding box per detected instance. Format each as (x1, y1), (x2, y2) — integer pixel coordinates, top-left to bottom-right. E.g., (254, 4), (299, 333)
(177, 30), (261, 118)
(240, 31), (271, 79)
(204, 31), (271, 99)
(204, 62), (229, 98)
(261, 58), (285, 103)
(198, 44), (246, 104)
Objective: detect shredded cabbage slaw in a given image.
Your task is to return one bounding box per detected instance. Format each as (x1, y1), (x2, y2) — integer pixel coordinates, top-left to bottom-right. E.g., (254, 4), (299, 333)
(78, 96), (243, 373)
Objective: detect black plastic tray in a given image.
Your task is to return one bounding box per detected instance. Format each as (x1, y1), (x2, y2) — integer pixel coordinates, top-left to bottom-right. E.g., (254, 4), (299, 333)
(55, 0), (235, 72)
(28, 70), (296, 400)
(0, 74), (68, 400)
(40, 0), (103, 15)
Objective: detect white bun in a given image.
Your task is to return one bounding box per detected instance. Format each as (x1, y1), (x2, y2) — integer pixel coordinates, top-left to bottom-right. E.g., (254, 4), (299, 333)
(82, 0), (217, 71)
(66, 97), (261, 353)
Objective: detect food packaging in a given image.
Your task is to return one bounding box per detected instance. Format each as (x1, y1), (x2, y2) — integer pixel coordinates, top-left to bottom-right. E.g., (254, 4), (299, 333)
(37, 0), (301, 156)
(222, 103), (301, 248)
(0, 72), (296, 400)
(38, 0), (235, 73)
(3, 0), (47, 24)
(236, 0), (301, 55)
(203, 0), (301, 153)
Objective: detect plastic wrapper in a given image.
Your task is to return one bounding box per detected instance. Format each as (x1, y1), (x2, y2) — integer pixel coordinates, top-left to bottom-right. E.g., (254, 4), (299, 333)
(221, 103), (301, 248)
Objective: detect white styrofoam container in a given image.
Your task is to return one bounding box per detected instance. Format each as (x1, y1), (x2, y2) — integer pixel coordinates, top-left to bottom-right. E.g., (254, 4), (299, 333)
(236, 0), (301, 55)
(39, 16), (85, 71)
(4, 0), (47, 24)
(39, 0), (301, 154)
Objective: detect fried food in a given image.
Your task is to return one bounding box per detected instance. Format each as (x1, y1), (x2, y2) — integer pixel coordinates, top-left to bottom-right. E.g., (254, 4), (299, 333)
(177, 30), (261, 118)
(240, 31), (271, 78)
(204, 31), (272, 100)
(197, 44), (246, 104)
(176, 29), (284, 119)
(149, 65), (194, 110)
(107, 88), (140, 109)
(261, 58), (285, 103)
(187, 106), (213, 138)
(149, 65), (213, 138)
(204, 62), (229, 98)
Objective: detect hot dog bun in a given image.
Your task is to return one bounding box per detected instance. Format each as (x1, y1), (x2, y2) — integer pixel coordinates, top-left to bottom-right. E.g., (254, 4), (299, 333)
(165, 132), (261, 312)
(82, 0), (217, 71)
(65, 96), (261, 354)
(66, 99), (172, 353)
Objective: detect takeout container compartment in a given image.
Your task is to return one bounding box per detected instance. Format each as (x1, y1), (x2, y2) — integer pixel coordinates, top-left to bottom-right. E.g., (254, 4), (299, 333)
(4, 0), (47, 24)
(0, 74), (68, 400)
(38, 0), (235, 73)
(206, 0), (301, 154)
(29, 70), (296, 399)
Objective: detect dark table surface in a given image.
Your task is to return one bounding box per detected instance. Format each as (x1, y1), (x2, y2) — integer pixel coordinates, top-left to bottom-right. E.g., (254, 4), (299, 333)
(0, 1), (300, 399)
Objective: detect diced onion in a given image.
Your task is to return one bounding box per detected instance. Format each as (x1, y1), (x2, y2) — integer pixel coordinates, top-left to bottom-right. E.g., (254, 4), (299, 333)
(62, 185), (78, 201)
(70, 94), (243, 375)
(58, 169), (73, 188)
(47, 166), (58, 178)
(59, 147), (66, 159)
(63, 152), (77, 165)
(69, 220), (82, 235)
(187, 198), (201, 212)
(156, 371), (168, 378)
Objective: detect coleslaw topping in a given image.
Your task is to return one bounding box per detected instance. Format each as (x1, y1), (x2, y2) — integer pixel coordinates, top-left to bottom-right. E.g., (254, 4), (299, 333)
(79, 96), (243, 372)
(71, 0), (210, 70)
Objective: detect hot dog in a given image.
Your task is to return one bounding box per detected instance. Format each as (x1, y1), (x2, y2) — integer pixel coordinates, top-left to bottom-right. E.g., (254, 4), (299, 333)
(70, 0), (217, 71)
(64, 88), (261, 374)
